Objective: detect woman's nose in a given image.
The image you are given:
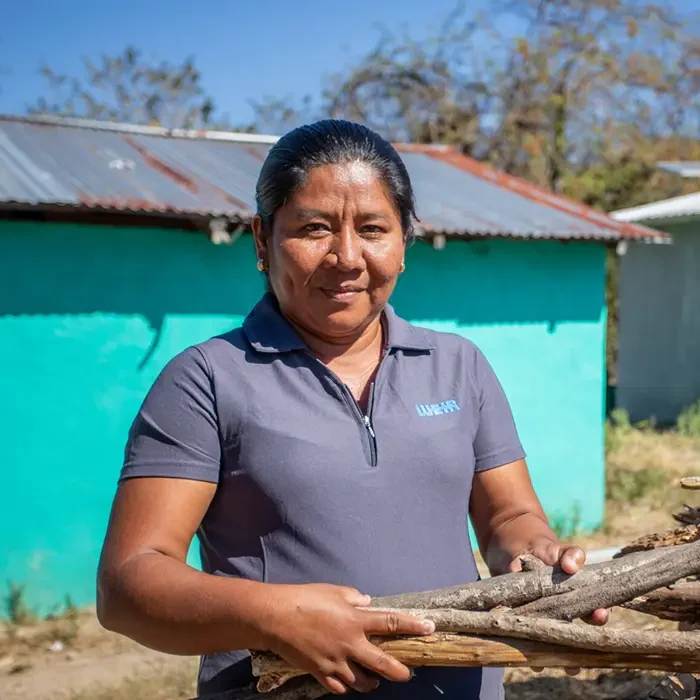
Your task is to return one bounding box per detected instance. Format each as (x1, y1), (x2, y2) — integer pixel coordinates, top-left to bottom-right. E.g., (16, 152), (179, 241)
(330, 230), (365, 271)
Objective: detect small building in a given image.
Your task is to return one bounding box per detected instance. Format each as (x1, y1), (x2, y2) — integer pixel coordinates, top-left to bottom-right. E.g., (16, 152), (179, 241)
(613, 190), (700, 423)
(0, 115), (662, 610)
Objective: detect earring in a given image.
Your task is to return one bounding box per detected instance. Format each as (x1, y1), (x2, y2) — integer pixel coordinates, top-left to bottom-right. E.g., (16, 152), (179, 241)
(257, 259), (265, 272)
(399, 261), (406, 273)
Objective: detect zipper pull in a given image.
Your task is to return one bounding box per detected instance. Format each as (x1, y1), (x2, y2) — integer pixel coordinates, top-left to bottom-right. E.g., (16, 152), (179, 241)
(363, 414), (376, 438)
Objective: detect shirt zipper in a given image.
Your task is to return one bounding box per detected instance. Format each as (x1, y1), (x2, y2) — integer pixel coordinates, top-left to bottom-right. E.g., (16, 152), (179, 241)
(309, 351), (387, 468)
(363, 382), (378, 467)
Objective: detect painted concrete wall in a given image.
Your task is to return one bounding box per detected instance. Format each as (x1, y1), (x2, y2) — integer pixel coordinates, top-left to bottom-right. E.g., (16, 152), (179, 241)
(618, 222), (700, 424)
(0, 221), (606, 612)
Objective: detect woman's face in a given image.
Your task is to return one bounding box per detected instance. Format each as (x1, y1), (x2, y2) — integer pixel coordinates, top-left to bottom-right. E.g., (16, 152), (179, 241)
(253, 162), (406, 342)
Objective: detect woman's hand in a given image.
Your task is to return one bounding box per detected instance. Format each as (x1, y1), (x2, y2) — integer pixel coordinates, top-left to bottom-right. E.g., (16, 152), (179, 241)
(259, 583), (435, 695)
(508, 542), (609, 676)
(506, 542), (608, 622)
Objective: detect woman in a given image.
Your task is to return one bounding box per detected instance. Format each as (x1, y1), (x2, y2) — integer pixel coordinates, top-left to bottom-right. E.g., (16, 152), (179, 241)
(98, 120), (606, 699)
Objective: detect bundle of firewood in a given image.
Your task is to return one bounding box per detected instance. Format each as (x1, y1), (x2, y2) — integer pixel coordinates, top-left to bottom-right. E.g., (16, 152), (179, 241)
(198, 479), (700, 700)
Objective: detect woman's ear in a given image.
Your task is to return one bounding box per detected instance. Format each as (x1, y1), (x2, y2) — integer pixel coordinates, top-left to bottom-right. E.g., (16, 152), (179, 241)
(251, 215), (267, 263)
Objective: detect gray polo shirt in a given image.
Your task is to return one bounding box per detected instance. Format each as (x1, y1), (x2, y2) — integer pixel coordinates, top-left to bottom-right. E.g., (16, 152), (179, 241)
(122, 293), (525, 699)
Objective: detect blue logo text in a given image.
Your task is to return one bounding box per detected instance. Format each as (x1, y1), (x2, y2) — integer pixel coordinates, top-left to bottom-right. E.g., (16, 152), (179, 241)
(416, 400), (460, 417)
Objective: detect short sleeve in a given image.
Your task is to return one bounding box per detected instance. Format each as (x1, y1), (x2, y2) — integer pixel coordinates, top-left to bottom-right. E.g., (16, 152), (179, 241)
(472, 348), (525, 472)
(121, 346), (221, 484)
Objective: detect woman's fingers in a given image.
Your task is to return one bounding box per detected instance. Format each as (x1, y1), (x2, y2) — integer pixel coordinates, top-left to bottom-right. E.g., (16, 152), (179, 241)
(352, 639), (415, 683)
(584, 608), (610, 625)
(334, 661), (381, 693)
(316, 674), (351, 695)
(558, 546), (586, 574)
(360, 609), (435, 637)
(341, 587), (373, 607)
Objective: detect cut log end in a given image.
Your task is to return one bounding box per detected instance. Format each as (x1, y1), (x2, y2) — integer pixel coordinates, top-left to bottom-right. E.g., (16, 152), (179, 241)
(680, 476), (700, 491)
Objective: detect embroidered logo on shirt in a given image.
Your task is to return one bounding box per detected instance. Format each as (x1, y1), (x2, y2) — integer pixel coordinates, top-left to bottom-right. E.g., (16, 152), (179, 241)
(415, 400), (460, 417)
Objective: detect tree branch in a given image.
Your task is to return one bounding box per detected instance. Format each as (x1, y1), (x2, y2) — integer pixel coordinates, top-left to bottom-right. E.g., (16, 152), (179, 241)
(371, 544), (675, 611)
(622, 583), (700, 623)
(515, 538), (700, 619)
(252, 630), (700, 694)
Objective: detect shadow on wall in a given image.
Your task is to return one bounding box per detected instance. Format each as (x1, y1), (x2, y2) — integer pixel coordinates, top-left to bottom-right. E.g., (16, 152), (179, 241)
(393, 238), (605, 329)
(1, 222), (606, 331)
(0, 221), (264, 363)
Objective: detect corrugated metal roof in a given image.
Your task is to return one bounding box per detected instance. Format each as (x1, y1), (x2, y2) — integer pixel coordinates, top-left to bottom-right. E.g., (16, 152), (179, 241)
(612, 192), (700, 224)
(0, 114), (664, 242)
(657, 161), (700, 179)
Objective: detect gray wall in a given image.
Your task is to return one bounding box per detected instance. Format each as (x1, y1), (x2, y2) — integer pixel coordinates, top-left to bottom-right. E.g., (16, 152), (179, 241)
(618, 221), (700, 423)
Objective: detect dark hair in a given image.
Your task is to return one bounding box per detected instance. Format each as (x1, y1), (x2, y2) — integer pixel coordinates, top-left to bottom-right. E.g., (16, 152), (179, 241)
(255, 119), (417, 239)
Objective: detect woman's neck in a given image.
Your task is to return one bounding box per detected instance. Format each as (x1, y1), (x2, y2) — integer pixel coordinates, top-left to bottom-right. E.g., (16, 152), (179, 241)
(286, 312), (384, 368)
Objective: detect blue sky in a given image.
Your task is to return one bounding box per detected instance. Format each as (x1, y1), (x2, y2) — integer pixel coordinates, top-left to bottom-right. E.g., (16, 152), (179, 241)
(0, 0), (479, 126)
(1, 0), (696, 129)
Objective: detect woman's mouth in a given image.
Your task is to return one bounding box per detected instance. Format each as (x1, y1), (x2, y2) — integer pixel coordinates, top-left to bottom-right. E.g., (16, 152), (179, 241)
(320, 287), (365, 302)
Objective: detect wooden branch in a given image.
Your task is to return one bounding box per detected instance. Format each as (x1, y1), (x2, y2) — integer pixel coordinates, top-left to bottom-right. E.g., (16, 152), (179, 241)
(680, 476), (700, 490)
(674, 506), (700, 526)
(515, 538), (700, 619)
(371, 609), (700, 656)
(623, 583), (700, 623)
(372, 545), (673, 612)
(252, 633), (700, 694)
(617, 526), (700, 555)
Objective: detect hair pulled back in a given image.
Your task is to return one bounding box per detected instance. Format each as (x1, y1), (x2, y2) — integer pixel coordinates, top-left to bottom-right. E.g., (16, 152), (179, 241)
(255, 120), (417, 239)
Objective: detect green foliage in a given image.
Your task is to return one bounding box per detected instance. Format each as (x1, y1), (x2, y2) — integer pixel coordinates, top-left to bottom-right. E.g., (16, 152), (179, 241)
(605, 408), (632, 454)
(47, 594), (81, 645)
(677, 399), (700, 438)
(607, 466), (668, 503)
(4, 581), (36, 625)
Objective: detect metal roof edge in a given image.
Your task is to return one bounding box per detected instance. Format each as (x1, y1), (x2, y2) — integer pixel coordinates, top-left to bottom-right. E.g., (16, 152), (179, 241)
(0, 113), (281, 144)
(657, 161), (700, 178)
(395, 144), (669, 243)
(612, 192), (700, 224)
(0, 202), (669, 244)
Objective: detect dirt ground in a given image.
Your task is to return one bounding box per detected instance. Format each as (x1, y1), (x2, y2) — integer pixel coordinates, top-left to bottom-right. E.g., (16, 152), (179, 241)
(2, 426), (698, 700)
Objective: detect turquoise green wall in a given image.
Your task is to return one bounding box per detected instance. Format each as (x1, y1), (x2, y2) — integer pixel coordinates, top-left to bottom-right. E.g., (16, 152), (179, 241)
(392, 239), (607, 540)
(0, 222), (606, 612)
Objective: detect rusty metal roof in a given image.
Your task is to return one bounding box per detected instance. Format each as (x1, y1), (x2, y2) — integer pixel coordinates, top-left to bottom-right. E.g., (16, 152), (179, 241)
(0, 115), (664, 242)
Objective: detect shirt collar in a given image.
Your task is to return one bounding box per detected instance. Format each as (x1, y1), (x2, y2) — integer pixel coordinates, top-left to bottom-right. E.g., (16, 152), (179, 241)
(243, 293), (434, 354)
(242, 294), (307, 353)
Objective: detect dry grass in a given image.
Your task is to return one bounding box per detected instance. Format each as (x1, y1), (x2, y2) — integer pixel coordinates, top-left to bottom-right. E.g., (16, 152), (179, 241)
(592, 416), (700, 548)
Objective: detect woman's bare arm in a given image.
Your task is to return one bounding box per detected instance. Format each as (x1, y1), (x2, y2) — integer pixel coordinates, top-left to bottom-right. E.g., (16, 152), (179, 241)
(470, 459), (582, 575)
(97, 477), (434, 694)
(97, 477), (277, 655)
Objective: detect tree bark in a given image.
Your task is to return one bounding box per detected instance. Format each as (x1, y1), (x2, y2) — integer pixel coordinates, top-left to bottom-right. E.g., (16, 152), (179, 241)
(616, 526), (700, 556)
(623, 583), (700, 623)
(674, 506), (700, 526)
(368, 610), (700, 656)
(372, 545), (675, 612)
(252, 633), (700, 694)
(515, 538), (700, 619)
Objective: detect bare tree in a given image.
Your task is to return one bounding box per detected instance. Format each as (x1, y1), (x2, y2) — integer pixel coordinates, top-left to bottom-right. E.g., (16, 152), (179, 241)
(29, 46), (228, 130)
(247, 0), (697, 206)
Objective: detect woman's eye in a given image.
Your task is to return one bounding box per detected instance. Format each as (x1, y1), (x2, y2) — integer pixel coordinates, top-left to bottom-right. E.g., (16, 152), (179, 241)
(359, 225), (384, 236)
(303, 223), (331, 236)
